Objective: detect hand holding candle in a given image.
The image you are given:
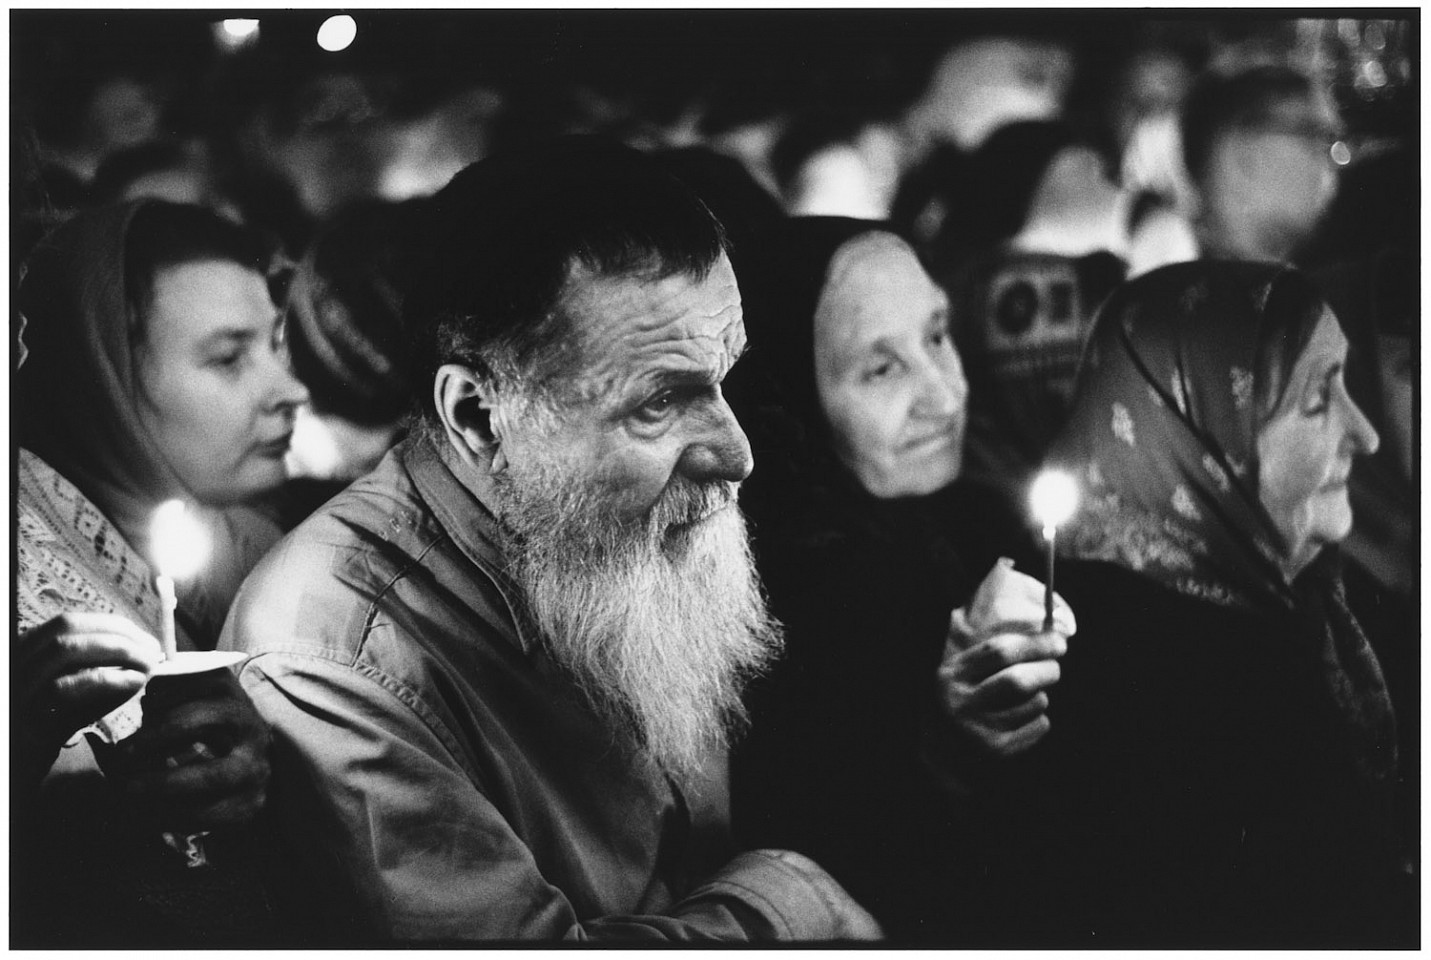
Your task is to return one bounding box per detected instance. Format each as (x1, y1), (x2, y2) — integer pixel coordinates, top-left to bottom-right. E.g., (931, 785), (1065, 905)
(939, 559), (1076, 757)
(1029, 470), (1079, 632)
(141, 500), (259, 860)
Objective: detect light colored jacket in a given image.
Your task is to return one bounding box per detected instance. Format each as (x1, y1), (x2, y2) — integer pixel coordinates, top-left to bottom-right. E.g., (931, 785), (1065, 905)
(221, 436), (874, 942)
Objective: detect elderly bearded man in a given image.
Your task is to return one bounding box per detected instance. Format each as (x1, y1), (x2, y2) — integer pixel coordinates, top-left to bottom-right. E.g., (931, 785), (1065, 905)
(219, 138), (880, 943)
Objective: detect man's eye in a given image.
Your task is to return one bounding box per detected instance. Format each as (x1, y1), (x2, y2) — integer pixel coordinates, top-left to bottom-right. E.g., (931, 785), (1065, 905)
(210, 351), (245, 370)
(927, 328), (949, 349)
(634, 391), (678, 423)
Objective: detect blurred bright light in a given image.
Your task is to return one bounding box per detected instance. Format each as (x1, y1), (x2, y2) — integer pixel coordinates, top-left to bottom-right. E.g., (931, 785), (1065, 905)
(317, 15), (357, 52)
(1330, 140), (1352, 166)
(1030, 470), (1079, 536)
(151, 500), (210, 580)
(213, 18), (260, 51)
(223, 19), (260, 39)
(285, 406), (344, 480)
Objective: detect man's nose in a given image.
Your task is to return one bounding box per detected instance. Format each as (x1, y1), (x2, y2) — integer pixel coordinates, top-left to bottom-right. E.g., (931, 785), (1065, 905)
(679, 396), (754, 483)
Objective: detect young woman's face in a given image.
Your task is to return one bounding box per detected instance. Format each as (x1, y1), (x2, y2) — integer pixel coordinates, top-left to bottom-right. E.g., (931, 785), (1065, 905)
(1256, 308), (1379, 577)
(814, 233), (968, 499)
(135, 259), (309, 505)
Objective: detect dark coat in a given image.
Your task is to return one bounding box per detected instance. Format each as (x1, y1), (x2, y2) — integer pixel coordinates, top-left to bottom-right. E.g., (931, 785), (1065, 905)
(732, 470), (1031, 942)
(725, 215), (1038, 941)
(957, 558), (1413, 948)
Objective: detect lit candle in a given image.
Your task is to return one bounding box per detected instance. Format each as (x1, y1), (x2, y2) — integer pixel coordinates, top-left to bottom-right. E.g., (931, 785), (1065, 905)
(150, 500), (210, 659)
(1029, 470), (1079, 632)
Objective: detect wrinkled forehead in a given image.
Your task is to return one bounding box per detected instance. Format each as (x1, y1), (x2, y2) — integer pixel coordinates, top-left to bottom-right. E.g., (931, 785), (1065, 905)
(557, 254), (745, 385)
(823, 232), (916, 293)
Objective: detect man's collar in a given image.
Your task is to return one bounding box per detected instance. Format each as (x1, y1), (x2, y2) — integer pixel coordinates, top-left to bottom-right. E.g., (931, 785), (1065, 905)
(400, 434), (538, 654)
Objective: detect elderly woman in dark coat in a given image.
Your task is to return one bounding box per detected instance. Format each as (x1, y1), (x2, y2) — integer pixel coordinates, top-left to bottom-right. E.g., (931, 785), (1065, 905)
(726, 217), (1073, 941)
(963, 261), (1409, 946)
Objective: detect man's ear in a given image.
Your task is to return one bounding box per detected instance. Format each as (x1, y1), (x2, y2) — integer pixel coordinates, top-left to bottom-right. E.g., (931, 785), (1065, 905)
(434, 364), (507, 473)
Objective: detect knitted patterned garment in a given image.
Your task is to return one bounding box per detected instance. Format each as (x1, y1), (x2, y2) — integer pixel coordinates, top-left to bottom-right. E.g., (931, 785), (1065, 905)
(17, 447), (162, 635)
(16, 447), (161, 743)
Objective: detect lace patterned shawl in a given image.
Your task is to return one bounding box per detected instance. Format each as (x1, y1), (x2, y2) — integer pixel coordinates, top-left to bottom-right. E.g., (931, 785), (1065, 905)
(17, 447), (166, 742)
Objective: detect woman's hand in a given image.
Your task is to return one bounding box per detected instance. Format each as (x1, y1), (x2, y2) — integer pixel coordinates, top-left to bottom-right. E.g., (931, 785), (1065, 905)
(937, 558), (1075, 757)
(15, 612), (162, 779)
(102, 668), (272, 832)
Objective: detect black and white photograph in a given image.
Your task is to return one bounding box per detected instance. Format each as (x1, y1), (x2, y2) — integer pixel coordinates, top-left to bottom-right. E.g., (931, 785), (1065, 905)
(10, 6), (1419, 948)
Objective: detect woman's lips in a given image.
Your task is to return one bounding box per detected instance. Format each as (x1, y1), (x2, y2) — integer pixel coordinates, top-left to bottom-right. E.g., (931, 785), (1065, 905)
(253, 433), (294, 458)
(1323, 466), (1353, 491)
(903, 424), (960, 454)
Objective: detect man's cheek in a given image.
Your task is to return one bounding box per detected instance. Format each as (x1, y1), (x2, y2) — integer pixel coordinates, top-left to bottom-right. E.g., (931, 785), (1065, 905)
(590, 456), (675, 520)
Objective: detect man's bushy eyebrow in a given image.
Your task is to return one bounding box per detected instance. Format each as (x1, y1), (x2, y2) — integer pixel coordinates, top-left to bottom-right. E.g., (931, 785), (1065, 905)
(647, 365), (723, 389)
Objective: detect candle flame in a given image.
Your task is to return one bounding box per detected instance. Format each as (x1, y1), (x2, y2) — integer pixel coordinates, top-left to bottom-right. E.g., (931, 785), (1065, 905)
(151, 499), (210, 580)
(1030, 470), (1079, 531)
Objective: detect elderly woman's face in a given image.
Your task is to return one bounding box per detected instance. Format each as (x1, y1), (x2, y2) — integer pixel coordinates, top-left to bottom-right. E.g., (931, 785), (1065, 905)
(1256, 309), (1379, 577)
(814, 233), (968, 498)
(135, 260), (309, 505)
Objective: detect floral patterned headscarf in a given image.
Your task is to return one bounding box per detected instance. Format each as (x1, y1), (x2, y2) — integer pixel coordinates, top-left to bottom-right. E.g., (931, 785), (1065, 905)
(1045, 258), (1404, 896)
(1045, 260), (1319, 610)
(1046, 259), (1399, 795)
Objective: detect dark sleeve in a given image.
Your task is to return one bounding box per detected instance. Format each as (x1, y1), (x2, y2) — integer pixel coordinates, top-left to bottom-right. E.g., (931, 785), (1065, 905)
(731, 537), (971, 938)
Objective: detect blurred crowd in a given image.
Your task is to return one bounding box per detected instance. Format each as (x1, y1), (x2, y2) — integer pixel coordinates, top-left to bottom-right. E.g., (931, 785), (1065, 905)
(13, 15), (1416, 484)
(10, 11), (1418, 949)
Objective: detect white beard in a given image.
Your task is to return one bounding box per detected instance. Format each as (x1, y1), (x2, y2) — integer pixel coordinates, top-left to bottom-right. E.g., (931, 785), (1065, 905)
(492, 459), (782, 785)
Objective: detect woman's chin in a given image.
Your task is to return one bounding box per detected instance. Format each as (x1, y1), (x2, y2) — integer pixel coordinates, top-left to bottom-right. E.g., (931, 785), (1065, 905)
(191, 466), (289, 507)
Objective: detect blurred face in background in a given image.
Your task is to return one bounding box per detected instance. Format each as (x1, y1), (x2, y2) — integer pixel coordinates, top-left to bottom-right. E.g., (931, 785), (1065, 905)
(814, 232), (968, 499)
(136, 259), (309, 505)
(85, 77), (162, 153)
(1199, 92), (1342, 261)
(1256, 309), (1379, 578)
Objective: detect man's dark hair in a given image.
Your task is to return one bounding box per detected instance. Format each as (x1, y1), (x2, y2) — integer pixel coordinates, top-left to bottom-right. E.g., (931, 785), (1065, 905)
(403, 135), (727, 427)
(1179, 66), (1322, 186)
(123, 200), (274, 339)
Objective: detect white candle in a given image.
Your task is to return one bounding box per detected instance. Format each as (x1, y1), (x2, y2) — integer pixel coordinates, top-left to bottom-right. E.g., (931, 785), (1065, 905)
(149, 500), (210, 659)
(155, 574), (179, 659)
(1029, 470), (1079, 632)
